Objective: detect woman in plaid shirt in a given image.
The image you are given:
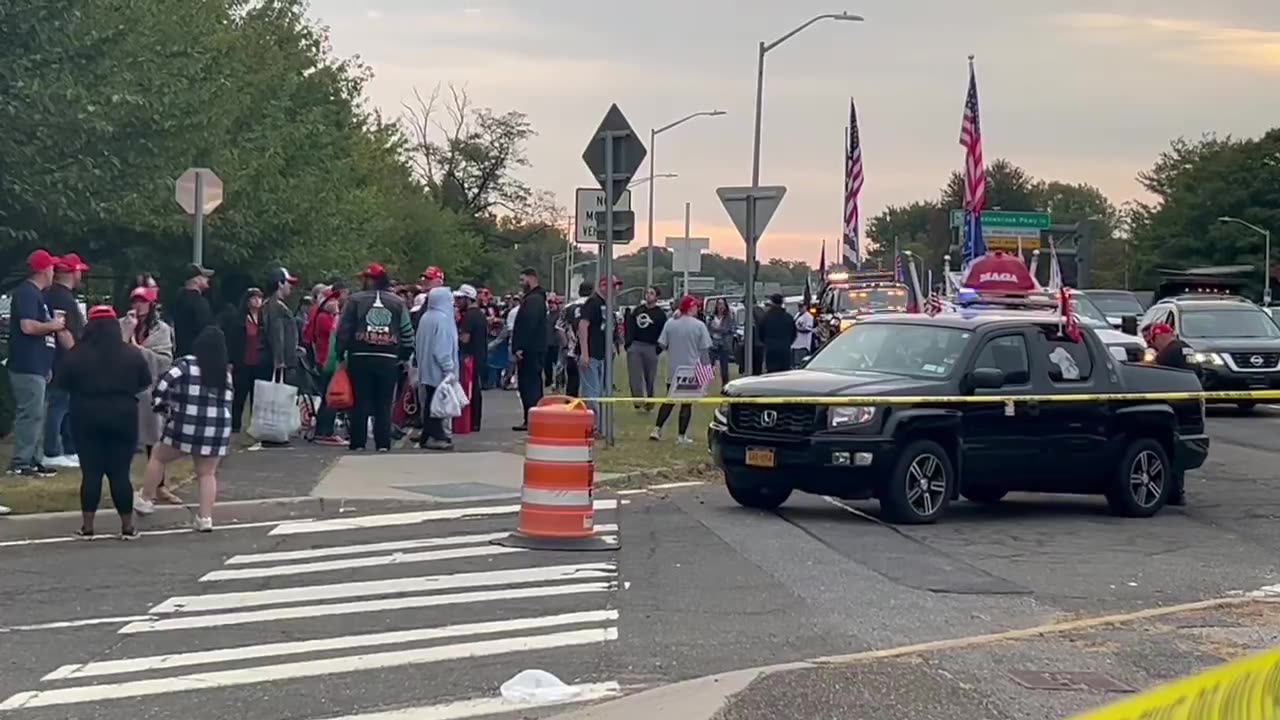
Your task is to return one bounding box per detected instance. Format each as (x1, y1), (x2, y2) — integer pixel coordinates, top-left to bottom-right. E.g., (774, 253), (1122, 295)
(134, 326), (233, 532)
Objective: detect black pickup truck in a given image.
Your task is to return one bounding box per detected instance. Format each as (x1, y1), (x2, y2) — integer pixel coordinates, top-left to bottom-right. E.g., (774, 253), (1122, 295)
(709, 313), (1210, 524)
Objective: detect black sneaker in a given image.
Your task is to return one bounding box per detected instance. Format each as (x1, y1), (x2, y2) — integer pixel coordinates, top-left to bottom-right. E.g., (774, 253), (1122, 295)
(511, 424), (528, 432)
(7, 465), (49, 478)
(31, 464), (57, 477)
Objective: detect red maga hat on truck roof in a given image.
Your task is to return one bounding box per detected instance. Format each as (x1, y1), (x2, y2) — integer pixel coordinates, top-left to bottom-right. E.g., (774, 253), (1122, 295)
(962, 251), (1036, 293)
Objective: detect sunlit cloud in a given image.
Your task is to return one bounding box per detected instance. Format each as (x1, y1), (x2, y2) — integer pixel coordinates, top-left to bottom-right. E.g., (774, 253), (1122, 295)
(1057, 13), (1280, 71)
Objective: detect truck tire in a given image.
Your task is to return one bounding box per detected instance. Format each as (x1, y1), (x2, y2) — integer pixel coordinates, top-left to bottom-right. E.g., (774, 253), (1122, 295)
(880, 439), (954, 524)
(725, 471), (792, 510)
(1105, 437), (1171, 518)
(961, 487), (1008, 504)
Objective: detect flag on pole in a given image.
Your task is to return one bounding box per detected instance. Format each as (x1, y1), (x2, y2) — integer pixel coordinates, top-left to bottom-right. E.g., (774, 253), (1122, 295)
(1048, 239), (1063, 290)
(694, 362), (716, 388)
(843, 99), (863, 269)
(818, 240), (827, 278)
(959, 57), (986, 268)
(893, 237), (903, 282)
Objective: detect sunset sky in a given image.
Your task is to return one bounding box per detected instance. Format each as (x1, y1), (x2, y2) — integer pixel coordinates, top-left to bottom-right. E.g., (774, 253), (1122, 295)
(308, 0), (1280, 265)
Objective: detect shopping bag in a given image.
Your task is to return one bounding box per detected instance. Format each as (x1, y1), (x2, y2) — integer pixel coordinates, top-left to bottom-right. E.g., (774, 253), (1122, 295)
(249, 372), (298, 443)
(430, 376), (470, 419)
(325, 365), (354, 411)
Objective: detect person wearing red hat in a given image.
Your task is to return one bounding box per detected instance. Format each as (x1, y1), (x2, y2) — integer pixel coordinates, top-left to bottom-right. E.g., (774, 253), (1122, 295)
(53, 305), (153, 538)
(649, 295), (712, 444)
(334, 263), (415, 451)
(42, 253), (90, 469)
(421, 266), (445, 290)
(6, 250), (66, 478)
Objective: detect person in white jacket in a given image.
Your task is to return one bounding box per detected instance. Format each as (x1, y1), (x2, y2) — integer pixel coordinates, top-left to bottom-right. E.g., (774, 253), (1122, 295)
(792, 309), (815, 367)
(414, 287), (459, 451)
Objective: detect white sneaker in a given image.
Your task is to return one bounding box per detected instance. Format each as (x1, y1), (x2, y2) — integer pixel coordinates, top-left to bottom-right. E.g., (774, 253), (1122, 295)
(193, 516), (214, 533)
(649, 428), (662, 441)
(0, 504), (10, 516)
(676, 435), (694, 446)
(67, 454), (80, 466)
(133, 494), (155, 516)
(44, 455), (79, 469)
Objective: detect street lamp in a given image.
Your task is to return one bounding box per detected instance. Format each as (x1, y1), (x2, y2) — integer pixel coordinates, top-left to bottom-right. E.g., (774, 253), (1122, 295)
(630, 173), (678, 189)
(647, 111), (726, 288)
(1219, 216), (1273, 305)
(743, 11), (864, 376)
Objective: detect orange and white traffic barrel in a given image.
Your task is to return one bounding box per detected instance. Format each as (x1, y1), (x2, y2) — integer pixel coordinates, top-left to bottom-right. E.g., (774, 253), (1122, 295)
(495, 396), (615, 551)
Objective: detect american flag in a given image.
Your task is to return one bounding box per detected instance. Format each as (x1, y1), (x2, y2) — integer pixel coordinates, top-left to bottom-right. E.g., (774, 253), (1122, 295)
(959, 58), (986, 267)
(1059, 288), (1081, 343)
(843, 98), (863, 268)
(694, 362), (716, 387)
(893, 251), (903, 282)
(923, 293), (943, 316)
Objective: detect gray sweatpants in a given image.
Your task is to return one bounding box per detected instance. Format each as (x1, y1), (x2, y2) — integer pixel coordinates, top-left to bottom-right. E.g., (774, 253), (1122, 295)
(626, 342), (659, 405)
(9, 371), (47, 468)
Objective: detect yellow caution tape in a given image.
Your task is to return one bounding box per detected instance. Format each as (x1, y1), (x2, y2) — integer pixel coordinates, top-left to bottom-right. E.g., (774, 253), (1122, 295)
(1070, 645), (1280, 719)
(578, 390), (1280, 405)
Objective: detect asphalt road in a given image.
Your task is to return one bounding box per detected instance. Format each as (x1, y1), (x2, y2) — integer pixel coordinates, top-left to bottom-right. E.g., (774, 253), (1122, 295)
(1, 408), (1278, 719)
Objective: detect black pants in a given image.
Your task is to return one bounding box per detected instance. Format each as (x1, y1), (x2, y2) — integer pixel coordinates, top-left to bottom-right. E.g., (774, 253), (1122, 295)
(419, 385), (449, 444)
(656, 403), (693, 435)
(75, 418), (137, 514)
(314, 371), (337, 437)
(517, 351), (545, 423)
(565, 361), (581, 397)
(764, 348), (792, 374)
(348, 355), (399, 450)
(751, 346), (764, 376)
(543, 346), (558, 387)
(468, 367), (484, 432)
(231, 364), (267, 432)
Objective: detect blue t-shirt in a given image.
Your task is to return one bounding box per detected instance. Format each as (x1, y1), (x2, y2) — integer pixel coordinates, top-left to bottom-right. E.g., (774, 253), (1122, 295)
(8, 280), (56, 376)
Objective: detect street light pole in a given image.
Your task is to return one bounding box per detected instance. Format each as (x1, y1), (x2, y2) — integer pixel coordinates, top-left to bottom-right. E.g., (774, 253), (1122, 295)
(743, 11), (863, 377)
(1219, 216), (1273, 304)
(645, 110), (726, 289)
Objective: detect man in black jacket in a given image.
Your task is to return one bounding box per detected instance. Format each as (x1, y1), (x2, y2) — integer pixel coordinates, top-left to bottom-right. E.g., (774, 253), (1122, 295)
(758, 294), (798, 373)
(511, 268), (548, 431)
(171, 263), (215, 357)
(625, 287), (666, 410)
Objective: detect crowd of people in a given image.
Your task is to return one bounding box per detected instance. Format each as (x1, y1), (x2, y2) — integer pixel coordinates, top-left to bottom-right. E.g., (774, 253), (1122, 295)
(2, 246), (822, 531)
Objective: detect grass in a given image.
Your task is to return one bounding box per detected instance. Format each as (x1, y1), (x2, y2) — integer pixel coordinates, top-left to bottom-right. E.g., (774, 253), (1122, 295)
(591, 350), (734, 476)
(0, 440), (195, 515)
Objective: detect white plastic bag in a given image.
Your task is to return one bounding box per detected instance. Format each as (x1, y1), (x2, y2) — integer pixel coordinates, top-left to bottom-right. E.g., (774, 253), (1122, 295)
(249, 373), (298, 443)
(500, 669), (581, 704)
(430, 375), (470, 419)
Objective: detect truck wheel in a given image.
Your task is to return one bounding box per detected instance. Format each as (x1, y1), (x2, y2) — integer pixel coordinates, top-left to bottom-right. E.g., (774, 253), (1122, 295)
(725, 472), (792, 510)
(880, 440), (954, 524)
(1237, 402), (1257, 414)
(1106, 438), (1170, 518)
(961, 487), (1008, 504)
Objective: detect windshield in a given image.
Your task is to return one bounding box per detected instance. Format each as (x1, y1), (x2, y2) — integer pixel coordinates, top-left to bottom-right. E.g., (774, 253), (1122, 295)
(807, 323), (971, 379)
(1182, 308), (1280, 339)
(1088, 292), (1144, 316)
(835, 287), (908, 313)
(1069, 294), (1111, 327)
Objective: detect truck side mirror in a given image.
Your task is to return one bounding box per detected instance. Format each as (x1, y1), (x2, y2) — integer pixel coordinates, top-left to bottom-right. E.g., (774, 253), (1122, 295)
(1120, 315), (1138, 336)
(968, 367), (1007, 390)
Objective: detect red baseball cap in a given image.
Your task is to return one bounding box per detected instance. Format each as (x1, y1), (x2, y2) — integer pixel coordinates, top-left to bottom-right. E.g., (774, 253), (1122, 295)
(1144, 323), (1173, 342)
(679, 295), (699, 314)
(421, 266), (444, 281)
(26, 250), (56, 274)
(86, 305), (117, 321)
(55, 252), (89, 273)
(360, 263), (387, 279)
(130, 286), (159, 303)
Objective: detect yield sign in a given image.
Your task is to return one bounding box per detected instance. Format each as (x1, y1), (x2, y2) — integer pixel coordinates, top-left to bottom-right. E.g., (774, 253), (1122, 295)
(175, 168), (224, 215)
(582, 104), (647, 201)
(716, 185), (787, 244)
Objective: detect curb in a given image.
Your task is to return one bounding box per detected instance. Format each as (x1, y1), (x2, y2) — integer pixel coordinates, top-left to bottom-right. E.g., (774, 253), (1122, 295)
(0, 495), (319, 524)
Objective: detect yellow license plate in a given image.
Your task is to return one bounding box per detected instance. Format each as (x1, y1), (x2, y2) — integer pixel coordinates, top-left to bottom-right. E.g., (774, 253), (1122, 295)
(745, 447), (776, 468)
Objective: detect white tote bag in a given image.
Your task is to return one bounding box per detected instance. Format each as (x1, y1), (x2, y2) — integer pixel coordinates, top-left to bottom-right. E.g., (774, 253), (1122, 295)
(430, 376), (470, 419)
(249, 371), (298, 443)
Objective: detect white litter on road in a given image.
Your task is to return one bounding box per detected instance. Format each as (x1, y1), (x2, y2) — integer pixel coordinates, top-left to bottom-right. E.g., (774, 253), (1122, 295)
(314, 682), (622, 720)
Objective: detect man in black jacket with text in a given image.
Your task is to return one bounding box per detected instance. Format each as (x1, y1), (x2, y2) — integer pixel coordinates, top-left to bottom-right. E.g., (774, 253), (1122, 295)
(511, 268), (548, 431)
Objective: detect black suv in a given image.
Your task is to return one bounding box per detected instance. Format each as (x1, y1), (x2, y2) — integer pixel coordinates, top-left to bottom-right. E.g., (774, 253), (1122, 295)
(1139, 296), (1280, 411)
(709, 314), (1209, 524)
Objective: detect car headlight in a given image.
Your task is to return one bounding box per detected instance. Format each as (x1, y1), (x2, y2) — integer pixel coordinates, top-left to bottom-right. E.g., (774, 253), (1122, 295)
(1192, 351), (1225, 366)
(839, 319), (855, 332)
(829, 406), (876, 429)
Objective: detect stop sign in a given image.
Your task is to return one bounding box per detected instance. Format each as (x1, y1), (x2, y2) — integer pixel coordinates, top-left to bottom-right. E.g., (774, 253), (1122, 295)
(175, 168), (224, 215)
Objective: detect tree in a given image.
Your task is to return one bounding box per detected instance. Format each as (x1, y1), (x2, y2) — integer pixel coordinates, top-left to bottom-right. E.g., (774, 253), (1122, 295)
(401, 84), (535, 217)
(865, 201), (948, 270)
(1129, 130), (1280, 294)
(942, 159), (1039, 212)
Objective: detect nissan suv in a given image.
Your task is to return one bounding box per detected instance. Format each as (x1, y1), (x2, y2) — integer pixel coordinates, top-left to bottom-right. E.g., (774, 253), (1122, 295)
(1140, 296), (1280, 410)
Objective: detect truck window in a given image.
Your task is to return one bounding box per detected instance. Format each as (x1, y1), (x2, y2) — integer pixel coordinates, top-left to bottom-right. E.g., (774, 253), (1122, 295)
(973, 335), (1030, 385)
(1038, 327), (1093, 382)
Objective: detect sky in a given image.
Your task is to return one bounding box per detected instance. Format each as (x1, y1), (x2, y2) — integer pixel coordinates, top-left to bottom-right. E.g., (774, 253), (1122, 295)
(306, 0), (1280, 266)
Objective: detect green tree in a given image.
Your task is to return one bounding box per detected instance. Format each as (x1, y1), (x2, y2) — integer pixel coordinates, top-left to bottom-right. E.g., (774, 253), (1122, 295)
(942, 159), (1039, 212)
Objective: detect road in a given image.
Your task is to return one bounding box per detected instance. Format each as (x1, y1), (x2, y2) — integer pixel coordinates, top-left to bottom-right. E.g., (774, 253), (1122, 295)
(1, 406), (1279, 719)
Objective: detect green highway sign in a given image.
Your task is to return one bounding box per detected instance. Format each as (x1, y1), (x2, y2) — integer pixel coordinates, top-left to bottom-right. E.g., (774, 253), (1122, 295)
(950, 209), (1051, 230)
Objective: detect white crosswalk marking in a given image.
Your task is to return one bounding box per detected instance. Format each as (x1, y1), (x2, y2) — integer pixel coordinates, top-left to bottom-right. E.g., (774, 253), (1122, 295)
(1, 501), (624, 718)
